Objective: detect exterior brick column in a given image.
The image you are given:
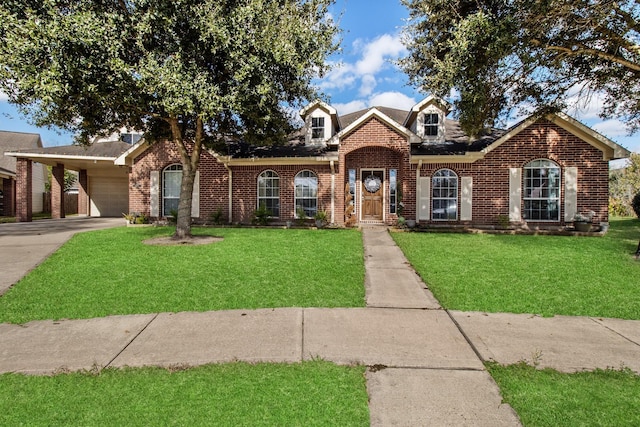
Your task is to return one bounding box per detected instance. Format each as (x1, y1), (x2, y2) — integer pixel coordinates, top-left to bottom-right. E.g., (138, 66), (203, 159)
(2, 178), (15, 217)
(16, 158), (32, 222)
(78, 169), (89, 216)
(51, 163), (65, 219)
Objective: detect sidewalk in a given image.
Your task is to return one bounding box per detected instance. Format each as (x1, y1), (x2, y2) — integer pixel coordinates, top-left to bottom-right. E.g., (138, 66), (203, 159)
(1, 223), (639, 425)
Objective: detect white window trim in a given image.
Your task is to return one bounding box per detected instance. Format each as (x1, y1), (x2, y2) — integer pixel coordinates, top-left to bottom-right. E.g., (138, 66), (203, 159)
(431, 169), (458, 221)
(257, 170), (280, 218)
(523, 159), (561, 222)
(294, 170), (318, 218)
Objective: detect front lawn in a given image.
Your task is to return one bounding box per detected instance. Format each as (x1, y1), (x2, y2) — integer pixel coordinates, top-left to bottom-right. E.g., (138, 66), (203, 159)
(0, 361), (369, 427)
(392, 218), (640, 319)
(487, 363), (640, 427)
(0, 227), (365, 323)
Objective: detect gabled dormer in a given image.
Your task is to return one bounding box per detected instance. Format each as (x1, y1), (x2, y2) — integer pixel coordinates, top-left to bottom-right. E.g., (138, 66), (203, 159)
(404, 95), (451, 143)
(299, 100), (339, 145)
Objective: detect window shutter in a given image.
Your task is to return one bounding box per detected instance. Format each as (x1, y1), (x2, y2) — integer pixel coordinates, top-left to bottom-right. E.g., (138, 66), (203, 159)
(418, 176), (430, 220)
(416, 113), (424, 137)
(564, 167), (578, 221)
(509, 168), (522, 222)
(191, 171), (200, 218)
(150, 171), (159, 217)
(460, 176), (473, 221)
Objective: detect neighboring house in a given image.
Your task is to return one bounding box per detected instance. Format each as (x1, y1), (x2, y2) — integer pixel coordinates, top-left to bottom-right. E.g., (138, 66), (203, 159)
(8, 96), (631, 227)
(0, 131), (47, 217)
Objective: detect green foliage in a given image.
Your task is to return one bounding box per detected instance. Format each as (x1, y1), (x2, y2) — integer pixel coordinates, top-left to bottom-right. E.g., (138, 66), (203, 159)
(401, 0), (640, 135)
(632, 191), (640, 218)
(611, 154), (640, 216)
(44, 168), (77, 193)
(392, 218), (640, 319)
(209, 207), (226, 225)
(252, 203), (272, 226)
(0, 362), (370, 426)
(0, 0), (339, 237)
(0, 227), (365, 323)
(487, 363), (640, 427)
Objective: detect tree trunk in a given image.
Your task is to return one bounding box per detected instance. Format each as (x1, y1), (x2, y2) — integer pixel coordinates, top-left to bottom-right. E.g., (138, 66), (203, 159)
(174, 162), (196, 239)
(169, 116), (203, 240)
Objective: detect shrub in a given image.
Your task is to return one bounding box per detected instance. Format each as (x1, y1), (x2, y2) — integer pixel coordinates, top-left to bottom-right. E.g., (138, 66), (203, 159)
(210, 207), (226, 225)
(632, 191), (640, 218)
(252, 203), (271, 226)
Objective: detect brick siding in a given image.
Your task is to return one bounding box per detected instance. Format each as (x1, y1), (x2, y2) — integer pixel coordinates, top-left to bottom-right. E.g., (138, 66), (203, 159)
(129, 118), (611, 228)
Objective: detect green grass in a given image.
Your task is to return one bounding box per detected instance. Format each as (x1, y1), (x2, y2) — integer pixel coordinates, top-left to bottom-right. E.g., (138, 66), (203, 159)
(0, 361), (369, 427)
(392, 218), (640, 319)
(0, 227), (365, 323)
(487, 363), (640, 427)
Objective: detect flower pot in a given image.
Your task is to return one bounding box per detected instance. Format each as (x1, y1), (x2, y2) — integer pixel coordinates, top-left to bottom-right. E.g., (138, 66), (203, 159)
(406, 219), (416, 228)
(574, 222), (591, 232)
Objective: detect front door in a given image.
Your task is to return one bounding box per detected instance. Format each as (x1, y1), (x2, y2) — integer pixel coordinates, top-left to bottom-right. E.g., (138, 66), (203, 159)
(361, 170), (384, 221)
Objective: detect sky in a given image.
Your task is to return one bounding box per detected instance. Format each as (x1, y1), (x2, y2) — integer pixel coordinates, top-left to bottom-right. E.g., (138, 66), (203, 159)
(0, 0), (637, 157)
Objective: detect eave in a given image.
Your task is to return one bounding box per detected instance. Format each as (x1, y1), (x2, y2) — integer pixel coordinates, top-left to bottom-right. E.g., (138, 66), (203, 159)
(410, 153), (484, 164)
(5, 151), (119, 171)
(215, 153), (338, 167)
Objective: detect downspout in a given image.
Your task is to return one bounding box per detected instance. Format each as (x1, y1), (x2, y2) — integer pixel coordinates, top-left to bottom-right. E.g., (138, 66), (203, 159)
(330, 160), (335, 224)
(223, 161), (233, 224)
(416, 160), (422, 223)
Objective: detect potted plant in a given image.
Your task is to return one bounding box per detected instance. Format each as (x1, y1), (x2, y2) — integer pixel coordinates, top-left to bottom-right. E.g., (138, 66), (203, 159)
(314, 210), (328, 228)
(573, 211), (594, 232)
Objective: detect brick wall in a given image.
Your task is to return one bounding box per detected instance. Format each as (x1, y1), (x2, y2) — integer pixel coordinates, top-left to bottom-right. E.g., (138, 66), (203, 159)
(131, 141), (230, 221)
(337, 117), (412, 225)
(130, 118), (611, 228)
(418, 120), (610, 226)
(15, 158), (32, 222)
(230, 164), (333, 224)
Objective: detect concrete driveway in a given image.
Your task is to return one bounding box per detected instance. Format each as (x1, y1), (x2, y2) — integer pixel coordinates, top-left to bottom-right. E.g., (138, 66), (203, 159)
(0, 217), (123, 295)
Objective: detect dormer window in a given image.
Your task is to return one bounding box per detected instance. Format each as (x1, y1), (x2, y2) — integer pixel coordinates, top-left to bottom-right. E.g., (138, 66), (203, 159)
(424, 113), (439, 137)
(311, 117), (325, 139)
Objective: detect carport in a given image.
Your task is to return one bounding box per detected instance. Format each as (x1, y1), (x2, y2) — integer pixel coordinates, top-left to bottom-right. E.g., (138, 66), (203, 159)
(5, 141), (132, 221)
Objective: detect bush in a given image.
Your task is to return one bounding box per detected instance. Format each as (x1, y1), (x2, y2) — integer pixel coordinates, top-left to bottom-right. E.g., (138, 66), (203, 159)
(252, 203), (271, 226)
(632, 192), (640, 218)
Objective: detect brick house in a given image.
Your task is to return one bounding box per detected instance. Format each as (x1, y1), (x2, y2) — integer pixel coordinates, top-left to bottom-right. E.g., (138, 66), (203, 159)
(9, 96), (631, 227)
(0, 131), (47, 217)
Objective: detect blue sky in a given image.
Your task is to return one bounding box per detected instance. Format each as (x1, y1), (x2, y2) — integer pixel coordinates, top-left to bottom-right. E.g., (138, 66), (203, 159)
(1, 0), (637, 156)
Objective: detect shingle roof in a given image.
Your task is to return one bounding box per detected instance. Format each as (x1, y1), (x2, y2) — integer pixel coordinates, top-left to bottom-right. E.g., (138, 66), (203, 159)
(0, 131), (42, 173)
(339, 106), (410, 130)
(5, 140), (132, 158)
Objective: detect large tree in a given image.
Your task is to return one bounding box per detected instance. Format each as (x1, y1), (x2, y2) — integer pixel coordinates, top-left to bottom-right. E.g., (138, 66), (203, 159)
(0, 0), (338, 238)
(401, 0), (640, 138)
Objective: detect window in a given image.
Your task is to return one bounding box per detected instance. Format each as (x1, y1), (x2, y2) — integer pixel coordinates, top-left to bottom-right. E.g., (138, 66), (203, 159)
(311, 117), (325, 139)
(432, 169), (458, 220)
(163, 164), (182, 217)
(389, 169), (398, 214)
(257, 170), (280, 217)
(121, 133), (142, 144)
(524, 159), (560, 221)
(424, 113), (439, 137)
(295, 170), (318, 218)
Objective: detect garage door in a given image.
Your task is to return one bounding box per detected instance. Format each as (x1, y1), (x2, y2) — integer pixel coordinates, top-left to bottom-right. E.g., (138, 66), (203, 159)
(89, 176), (128, 217)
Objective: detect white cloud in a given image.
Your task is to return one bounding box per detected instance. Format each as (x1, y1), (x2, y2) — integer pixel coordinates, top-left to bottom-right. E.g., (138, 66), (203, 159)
(317, 33), (408, 98)
(359, 74), (377, 97)
(0, 90), (8, 102)
(333, 91), (417, 115)
(591, 119), (630, 138)
(369, 91), (416, 110)
(334, 100), (368, 115)
(354, 34), (407, 76)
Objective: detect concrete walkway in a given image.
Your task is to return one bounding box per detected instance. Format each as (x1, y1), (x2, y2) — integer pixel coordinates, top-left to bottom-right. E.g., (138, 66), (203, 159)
(1, 221), (639, 425)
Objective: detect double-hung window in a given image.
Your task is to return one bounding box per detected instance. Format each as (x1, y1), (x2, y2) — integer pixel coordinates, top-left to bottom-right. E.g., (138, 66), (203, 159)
(432, 169), (458, 220)
(523, 159), (560, 221)
(162, 164), (182, 217)
(424, 113), (439, 137)
(295, 170), (318, 218)
(257, 170), (280, 217)
(311, 117), (325, 139)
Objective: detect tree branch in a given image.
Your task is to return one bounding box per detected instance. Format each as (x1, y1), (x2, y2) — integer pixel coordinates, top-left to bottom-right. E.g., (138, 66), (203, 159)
(532, 39), (640, 72)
